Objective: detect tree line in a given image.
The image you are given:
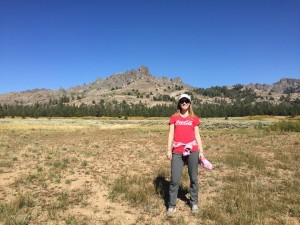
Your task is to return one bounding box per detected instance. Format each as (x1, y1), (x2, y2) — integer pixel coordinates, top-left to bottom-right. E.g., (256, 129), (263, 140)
(0, 98), (299, 118)
(193, 84), (256, 99)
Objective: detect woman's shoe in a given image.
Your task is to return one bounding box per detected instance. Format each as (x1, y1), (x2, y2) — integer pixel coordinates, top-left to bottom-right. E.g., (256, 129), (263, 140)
(192, 205), (199, 214)
(166, 207), (176, 217)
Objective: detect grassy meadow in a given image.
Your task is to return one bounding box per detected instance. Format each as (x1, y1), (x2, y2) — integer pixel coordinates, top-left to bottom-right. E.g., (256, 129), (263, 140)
(0, 117), (299, 225)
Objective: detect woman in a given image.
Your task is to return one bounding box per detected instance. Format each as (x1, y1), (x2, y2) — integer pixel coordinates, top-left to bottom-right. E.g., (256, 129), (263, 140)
(166, 93), (206, 217)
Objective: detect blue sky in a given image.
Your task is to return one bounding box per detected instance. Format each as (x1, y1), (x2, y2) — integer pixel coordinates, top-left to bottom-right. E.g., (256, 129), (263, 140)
(0, 0), (299, 94)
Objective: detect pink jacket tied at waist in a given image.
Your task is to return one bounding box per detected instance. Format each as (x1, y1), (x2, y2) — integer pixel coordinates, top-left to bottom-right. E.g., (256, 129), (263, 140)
(172, 140), (198, 150)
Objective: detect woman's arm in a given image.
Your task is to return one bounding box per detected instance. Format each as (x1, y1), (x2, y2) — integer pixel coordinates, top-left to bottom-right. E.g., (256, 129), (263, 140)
(167, 124), (174, 159)
(194, 126), (205, 160)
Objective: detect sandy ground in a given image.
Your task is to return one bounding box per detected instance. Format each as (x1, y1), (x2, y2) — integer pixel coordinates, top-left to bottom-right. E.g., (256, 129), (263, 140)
(0, 117), (299, 224)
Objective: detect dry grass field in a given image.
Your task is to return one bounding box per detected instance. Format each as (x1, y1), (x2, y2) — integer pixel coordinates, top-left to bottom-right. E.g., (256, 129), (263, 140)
(0, 117), (299, 225)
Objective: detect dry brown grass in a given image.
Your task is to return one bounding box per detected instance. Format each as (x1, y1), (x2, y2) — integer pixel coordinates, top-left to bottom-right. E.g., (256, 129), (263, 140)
(0, 117), (299, 225)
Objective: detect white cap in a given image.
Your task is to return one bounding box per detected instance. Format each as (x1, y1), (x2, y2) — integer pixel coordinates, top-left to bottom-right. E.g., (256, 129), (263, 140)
(178, 94), (191, 101)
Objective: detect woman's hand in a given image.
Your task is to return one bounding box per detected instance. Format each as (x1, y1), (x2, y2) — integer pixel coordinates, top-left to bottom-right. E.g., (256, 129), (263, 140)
(199, 151), (205, 160)
(167, 150), (172, 160)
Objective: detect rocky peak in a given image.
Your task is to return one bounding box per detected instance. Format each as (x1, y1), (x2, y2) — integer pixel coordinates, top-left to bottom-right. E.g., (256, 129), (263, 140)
(245, 78), (300, 93)
(271, 78), (300, 93)
(137, 65), (150, 75)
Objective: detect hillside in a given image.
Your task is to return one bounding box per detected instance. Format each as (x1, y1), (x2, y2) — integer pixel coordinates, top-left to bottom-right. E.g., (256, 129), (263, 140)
(245, 78), (300, 94)
(0, 66), (299, 107)
(0, 66), (190, 107)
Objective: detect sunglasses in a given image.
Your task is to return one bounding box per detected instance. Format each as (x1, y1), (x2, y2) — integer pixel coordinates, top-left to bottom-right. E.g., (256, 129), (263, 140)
(179, 99), (191, 104)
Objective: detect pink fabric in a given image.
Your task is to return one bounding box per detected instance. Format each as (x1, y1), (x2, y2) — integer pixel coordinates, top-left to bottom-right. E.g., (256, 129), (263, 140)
(172, 140), (198, 156)
(172, 140), (198, 149)
(200, 158), (213, 170)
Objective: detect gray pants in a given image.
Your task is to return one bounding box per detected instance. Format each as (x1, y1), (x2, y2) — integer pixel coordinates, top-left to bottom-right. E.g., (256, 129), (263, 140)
(169, 150), (199, 208)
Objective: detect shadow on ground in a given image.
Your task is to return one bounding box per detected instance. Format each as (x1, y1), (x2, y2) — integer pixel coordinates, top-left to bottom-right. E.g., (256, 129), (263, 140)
(154, 175), (189, 209)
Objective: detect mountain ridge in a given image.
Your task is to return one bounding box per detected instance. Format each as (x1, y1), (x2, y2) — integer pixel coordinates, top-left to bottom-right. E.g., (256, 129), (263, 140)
(245, 78), (300, 93)
(0, 66), (299, 106)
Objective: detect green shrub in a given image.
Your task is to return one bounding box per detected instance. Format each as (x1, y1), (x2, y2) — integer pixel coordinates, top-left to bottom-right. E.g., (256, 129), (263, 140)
(269, 121), (300, 132)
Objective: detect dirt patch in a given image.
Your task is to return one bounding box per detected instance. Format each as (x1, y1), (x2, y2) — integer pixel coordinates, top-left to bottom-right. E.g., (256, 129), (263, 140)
(0, 118), (299, 224)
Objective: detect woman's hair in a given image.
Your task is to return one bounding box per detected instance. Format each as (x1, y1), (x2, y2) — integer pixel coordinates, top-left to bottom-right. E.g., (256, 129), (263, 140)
(174, 101), (195, 118)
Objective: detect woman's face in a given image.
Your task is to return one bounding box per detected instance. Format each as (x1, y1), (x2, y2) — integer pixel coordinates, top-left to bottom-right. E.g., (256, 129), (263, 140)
(179, 98), (191, 110)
